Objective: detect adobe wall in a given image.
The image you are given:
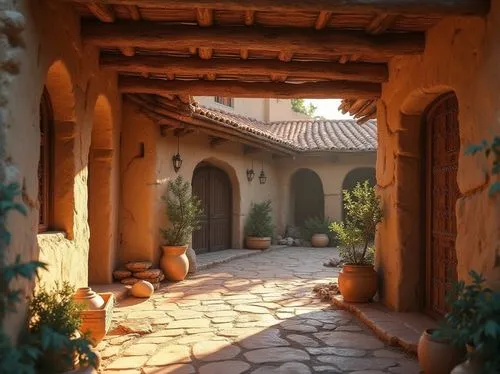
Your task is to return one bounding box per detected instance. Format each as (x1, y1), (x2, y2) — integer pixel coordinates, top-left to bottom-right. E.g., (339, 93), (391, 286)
(120, 101), (280, 265)
(377, 3), (500, 311)
(1, 0), (121, 337)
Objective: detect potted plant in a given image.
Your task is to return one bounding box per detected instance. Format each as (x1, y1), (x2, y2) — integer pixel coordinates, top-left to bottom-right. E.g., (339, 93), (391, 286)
(160, 175), (202, 281)
(330, 180), (383, 302)
(302, 216), (335, 248)
(245, 200), (274, 250)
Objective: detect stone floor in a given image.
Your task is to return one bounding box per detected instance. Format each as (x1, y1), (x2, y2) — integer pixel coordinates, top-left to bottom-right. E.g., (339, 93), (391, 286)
(98, 247), (420, 374)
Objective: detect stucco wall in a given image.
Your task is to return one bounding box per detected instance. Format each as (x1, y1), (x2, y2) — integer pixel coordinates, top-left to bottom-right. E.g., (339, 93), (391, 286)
(1, 0), (121, 337)
(377, 4), (500, 311)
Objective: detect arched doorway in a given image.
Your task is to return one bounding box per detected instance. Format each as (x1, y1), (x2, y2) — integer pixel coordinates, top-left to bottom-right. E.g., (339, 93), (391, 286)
(424, 92), (460, 317)
(342, 167), (376, 219)
(291, 169), (324, 227)
(192, 163), (232, 253)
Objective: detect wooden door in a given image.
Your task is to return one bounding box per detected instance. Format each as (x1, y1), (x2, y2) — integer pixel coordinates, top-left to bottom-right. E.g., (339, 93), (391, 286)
(192, 165), (232, 253)
(425, 93), (460, 317)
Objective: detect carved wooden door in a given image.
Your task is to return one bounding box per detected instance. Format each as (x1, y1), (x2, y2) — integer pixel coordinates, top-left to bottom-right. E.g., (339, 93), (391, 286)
(425, 93), (460, 317)
(192, 165), (231, 253)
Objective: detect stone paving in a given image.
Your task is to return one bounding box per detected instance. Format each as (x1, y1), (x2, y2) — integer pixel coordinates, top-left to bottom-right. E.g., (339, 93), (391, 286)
(98, 248), (420, 374)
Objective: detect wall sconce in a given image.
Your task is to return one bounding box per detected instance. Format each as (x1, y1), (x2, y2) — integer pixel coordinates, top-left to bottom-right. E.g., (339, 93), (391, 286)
(246, 160), (255, 182)
(172, 135), (183, 173)
(259, 160), (267, 184)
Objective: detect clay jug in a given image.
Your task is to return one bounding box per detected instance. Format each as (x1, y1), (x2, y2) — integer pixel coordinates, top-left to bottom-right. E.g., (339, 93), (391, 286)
(246, 236), (271, 250)
(418, 329), (466, 374)
(160, 245), (189, 281)
(338, 264), (377, 302)
(311, 233), (329, 247)
(73, 287), (105, 310)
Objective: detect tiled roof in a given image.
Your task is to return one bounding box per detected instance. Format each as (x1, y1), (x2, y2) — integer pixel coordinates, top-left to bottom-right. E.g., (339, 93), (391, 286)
(193, 104), (377, 152)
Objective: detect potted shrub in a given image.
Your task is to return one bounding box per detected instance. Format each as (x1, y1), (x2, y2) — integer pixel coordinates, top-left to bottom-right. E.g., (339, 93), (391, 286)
(330, 180), (383, 302)
(160, 175), (202, 281)
(302, 216), (335, 248)
(245, 200), (274, 250)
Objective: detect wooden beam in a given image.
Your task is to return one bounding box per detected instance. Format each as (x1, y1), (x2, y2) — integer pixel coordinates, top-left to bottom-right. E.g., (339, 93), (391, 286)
(101, 55), (389, 83)
(315, 11), (332, 30)
(119, 76), (381, 98)
(366, 13), (398, 35)
(244, 10), (255, 26)
(66, 0), (491, 16)
(240, 49), (249, 60)
(120, 47), (135, 56)
(83, 23), (425, 58)
(196, 8), (214, 60)
(87, 3), (115, 22)
(127, 5), (141, 20)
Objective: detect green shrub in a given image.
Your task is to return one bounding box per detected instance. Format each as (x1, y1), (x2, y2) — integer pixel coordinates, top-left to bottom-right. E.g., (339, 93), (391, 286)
(330, 180), (383, 265)
(245, 200), (274, 237)
(302, 216), (337, 245)
(161, 175), (203, 246)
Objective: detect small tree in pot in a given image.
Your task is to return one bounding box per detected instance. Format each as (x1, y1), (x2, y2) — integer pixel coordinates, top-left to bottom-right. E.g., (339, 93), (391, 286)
(245, 200), (274, 250)
(160, 176), (202, 281)
(330, 180), (383, 302)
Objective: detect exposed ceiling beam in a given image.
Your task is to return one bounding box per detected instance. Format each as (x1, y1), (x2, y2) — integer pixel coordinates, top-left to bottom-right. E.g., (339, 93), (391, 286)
(66, 0), (491, 16)
(101, 55), (388, 83)
(87, 3), (115, 22)
(366, 13), (398, 35)
(209, 136), (229, 148)
(119, 76), (381, 98)
(83, 22), (425, 58)
(315, 11), (333, 30)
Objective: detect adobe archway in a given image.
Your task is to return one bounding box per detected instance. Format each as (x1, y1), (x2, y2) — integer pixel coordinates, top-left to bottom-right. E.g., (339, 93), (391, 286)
(290, 168), (324, 227)
(342, 167), (376, 220)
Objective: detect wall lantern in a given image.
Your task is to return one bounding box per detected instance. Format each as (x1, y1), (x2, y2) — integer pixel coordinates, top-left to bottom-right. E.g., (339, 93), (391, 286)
(246, 160), (255, 182)
(259, 160), (267, 184)
(172, 135), (183, 173)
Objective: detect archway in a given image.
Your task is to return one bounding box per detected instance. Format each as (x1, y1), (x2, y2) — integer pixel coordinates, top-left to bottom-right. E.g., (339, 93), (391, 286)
(192, 161), (234, 253)
(342, 167), (376, 220)
(88, 95), (115, 284)
(291, 169), (324, 227)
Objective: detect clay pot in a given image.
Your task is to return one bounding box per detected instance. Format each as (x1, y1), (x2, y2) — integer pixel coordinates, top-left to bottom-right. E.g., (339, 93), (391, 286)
(186, 247), (197, 274)
(73, 287), (105, 310)
(160, 245), (189, 281)
(246, 236), (271, 250)
(130, 280), (154, 298)
(418, 329), (466, 374)
(79, 293), (114, 346)
(337, 264), (377, 302)
(311, 233), (329, 248)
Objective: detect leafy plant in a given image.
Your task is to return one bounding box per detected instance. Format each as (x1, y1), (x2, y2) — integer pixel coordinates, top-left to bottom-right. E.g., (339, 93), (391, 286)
(29, 282), (97, 373)
(302, 216), (337, 245)
(330, 180), (383, 265)
(245, 200), (274, 237)
(291, 99), (317, 117)
(465, 135), (500, 196)
(434, 271), (500, 374)
(161, 175), (203, 246)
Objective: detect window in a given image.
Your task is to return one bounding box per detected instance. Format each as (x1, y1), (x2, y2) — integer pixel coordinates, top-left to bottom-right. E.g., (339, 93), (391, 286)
(38, 88), (52, 232)
(215, 96), (234, 108)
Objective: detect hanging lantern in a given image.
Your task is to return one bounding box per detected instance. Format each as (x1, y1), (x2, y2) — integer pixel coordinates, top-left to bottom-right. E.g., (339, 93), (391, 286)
(172, 135), (183, 173)
(246, 159), (255, 182)
(259, 160), (267, 184)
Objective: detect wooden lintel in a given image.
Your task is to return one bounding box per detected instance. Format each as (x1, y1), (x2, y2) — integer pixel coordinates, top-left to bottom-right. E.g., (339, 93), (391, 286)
(119, 76), (381, 99)
(101, 55), (389, 83)
(87, 3), (116, 22)
(83, 22), (425, 58)
(209, 136), (229, 147)
(66, 0), (491, 16)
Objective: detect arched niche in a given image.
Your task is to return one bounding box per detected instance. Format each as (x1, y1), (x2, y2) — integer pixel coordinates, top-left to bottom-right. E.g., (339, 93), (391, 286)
(290, 168), (325, 227)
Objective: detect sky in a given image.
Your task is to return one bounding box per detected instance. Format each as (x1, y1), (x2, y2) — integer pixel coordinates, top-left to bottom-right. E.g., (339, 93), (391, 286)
(304, 99), (353, 120)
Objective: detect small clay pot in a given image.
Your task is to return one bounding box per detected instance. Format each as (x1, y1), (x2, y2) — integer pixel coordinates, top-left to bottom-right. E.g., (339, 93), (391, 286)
(160, 245), (189, 281)
(418, 329), (466, 374)
(246, 236), (271, 250)
(338, 264), (377, 303)
(311, 233), (329, 248)
(73, 288), (105, 310)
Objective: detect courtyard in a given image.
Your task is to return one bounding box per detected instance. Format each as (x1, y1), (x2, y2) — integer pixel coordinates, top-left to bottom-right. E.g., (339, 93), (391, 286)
(99, 248), (419, 374)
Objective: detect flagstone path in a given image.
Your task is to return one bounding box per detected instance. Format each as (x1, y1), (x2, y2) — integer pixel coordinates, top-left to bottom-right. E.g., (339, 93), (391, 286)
(98, 248), (420, 374)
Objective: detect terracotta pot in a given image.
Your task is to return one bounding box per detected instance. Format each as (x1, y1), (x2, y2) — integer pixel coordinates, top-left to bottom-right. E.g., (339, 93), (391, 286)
(79, 293), (114, 346)
(418, 329), (466, 374)
(160, 245), (189, 281)
(246, 236), (271, 250)
(73, 287), (105, 310)
(338, 264), (377, 302)
(311, 233), (329, 248)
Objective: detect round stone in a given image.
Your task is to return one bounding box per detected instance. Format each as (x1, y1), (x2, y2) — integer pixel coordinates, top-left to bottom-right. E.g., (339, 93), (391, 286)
(130, 280), (154, 298)
(120, 277), (139, 285)
(113, 269), (132, 280)
(133, 268), (162, 280)
(125, 261), (153, 272)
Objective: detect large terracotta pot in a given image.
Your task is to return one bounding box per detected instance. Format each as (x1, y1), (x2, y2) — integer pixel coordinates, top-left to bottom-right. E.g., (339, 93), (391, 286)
(338, 264), (377, 302)
(246, 236), (271, 250)
(418, 329), (466, 374)
(160, 245), (189, 281)
(311, 233), (329, 248)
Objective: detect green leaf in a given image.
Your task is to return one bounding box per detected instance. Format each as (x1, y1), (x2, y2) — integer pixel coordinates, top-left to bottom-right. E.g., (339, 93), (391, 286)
(488, 181), (500, 197)
(484, 320), (500, 338)
(464, 143), (485, 155)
